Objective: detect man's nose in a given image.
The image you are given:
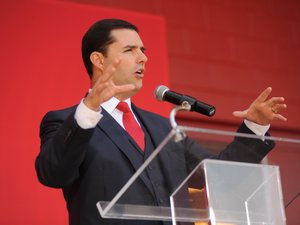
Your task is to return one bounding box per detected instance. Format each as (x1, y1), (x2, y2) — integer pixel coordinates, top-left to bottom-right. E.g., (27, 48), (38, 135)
(137, 50), (148, 63)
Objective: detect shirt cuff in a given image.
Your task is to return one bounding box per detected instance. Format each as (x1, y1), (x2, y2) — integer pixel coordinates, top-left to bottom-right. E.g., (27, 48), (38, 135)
(74, 99), (103, 129)
(244, 119), (270, 136)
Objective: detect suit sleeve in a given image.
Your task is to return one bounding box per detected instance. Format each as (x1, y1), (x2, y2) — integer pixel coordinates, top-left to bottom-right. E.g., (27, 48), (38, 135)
(217, 122), (275, 162)
(183, 122), (275, 172)
(140, 110), (274, 168)
(35, 109), (95, 188)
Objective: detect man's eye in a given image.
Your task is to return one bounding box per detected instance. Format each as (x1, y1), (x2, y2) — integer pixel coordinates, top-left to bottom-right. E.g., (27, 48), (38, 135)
(124, 49), (132, 52)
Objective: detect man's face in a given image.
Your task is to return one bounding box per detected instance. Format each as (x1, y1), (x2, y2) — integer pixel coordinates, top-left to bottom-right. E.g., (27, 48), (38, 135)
(103, 29), (148, 98)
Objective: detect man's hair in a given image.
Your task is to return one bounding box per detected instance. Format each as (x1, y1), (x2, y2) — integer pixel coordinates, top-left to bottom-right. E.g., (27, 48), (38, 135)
(81, 18), (139, 78)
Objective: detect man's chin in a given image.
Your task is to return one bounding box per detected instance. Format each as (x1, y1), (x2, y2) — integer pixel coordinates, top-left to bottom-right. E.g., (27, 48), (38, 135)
(134, 83), (142, 92)
(118, 84), (141, 100)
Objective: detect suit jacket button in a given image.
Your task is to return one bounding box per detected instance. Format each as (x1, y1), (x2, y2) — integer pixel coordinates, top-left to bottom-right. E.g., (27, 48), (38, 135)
(148, 165), (153, 170)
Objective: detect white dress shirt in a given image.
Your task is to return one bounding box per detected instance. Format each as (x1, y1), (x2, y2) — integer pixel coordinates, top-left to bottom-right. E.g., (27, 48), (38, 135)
(75, 97), (141, 129)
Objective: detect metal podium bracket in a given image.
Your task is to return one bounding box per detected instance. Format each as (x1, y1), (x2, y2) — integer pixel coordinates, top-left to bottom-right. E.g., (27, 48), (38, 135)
(169, 101), (191, 142)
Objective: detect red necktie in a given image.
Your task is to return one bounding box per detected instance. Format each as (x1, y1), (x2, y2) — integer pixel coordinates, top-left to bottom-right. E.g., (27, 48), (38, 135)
(117, 102), (145, 151)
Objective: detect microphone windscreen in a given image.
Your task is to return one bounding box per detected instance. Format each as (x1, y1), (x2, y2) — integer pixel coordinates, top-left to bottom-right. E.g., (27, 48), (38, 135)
(154, 85), (169, 101)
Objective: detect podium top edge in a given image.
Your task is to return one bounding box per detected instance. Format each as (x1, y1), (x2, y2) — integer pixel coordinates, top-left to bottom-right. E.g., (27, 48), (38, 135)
(179, 126), (300, 143)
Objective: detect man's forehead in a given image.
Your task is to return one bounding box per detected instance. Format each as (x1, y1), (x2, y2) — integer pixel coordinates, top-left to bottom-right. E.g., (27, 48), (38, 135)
(110, 29), (143, 46)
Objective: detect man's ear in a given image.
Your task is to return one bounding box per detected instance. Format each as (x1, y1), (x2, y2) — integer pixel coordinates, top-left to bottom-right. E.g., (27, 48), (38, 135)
(90, 51), (104, 70)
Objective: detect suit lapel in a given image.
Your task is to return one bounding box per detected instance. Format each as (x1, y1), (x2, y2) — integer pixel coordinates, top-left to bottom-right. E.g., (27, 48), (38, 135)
(97, 109), (141, 167)
(132, 105), (169, 159)
(97, 109), (155, 196)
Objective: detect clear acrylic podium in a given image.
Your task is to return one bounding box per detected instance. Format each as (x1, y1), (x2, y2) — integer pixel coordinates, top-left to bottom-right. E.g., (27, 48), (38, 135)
(96, 124), (300, 225)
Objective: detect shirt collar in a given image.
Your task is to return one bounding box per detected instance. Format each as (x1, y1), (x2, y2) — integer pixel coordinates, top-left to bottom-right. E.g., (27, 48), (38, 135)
(101, 97), (132, 114)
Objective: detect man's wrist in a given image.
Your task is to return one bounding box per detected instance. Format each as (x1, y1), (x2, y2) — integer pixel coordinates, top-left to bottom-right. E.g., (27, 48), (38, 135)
(75, 99), (103, 129)
(244, 119), (270, 136)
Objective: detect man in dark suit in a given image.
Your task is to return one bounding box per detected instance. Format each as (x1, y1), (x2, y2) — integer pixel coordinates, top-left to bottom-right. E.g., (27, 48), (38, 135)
(35, 19), (287, 225)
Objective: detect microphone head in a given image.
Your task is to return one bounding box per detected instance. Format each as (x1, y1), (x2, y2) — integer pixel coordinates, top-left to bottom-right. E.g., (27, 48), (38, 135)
(154, 85), (169, 101)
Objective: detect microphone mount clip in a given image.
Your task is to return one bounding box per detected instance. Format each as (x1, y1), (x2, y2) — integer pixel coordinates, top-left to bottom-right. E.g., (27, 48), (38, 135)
(170, 101), (191, 142)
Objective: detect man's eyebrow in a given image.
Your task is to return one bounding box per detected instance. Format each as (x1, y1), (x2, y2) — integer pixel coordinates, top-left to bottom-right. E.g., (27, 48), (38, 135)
(123, 45), (146, 52)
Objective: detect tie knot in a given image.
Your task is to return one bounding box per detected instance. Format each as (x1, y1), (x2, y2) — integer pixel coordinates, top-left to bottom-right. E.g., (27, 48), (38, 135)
(116, 102), (131, 113)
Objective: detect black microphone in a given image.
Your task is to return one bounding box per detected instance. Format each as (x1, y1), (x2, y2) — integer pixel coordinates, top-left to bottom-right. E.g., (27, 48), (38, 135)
(154, 85), (216, 117)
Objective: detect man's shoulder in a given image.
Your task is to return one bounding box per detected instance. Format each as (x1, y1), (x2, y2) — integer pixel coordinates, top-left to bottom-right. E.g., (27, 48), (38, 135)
(133, 105), (168, 121)
(42, 104), (78, 122)
(132, 104), (171, 131)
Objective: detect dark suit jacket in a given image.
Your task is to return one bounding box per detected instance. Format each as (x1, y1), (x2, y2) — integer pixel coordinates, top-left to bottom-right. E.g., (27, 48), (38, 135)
(35, 104), (274, 225)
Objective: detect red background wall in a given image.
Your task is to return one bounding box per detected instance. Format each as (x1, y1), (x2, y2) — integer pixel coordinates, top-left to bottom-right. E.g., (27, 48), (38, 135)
(0, 0), (169, 224)
(0, 0), (299, 224)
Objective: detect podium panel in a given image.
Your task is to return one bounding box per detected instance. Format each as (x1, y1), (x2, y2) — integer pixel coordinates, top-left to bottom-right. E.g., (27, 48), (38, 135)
(96, 126), (300, 224)
(171, 159), (285, 225)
